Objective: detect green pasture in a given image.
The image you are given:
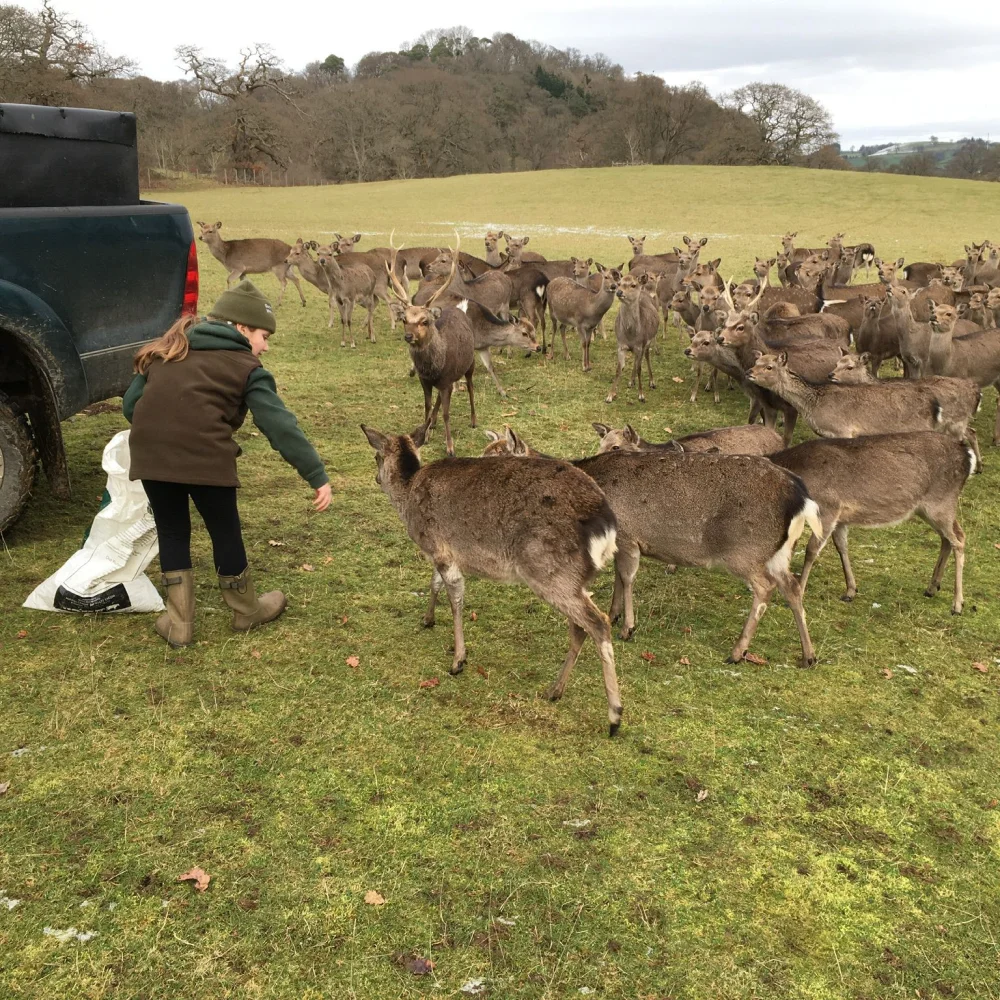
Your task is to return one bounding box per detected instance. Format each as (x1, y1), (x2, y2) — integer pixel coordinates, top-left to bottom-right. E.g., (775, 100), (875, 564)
(2, 166), (1000, 998)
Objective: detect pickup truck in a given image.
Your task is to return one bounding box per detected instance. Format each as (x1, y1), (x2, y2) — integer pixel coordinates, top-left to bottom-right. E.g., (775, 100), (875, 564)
(0, 102), (198, 532)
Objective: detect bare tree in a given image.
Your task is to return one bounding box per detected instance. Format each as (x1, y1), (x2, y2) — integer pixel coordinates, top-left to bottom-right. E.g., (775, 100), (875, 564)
(722, 82), (838, 165)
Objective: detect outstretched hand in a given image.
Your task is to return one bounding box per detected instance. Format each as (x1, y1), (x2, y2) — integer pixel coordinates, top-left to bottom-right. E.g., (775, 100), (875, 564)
(313, 484), (333, 511)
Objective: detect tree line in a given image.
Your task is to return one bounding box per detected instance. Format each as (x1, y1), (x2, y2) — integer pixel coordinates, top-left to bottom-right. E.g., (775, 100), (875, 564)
(1, 5), (995, 185)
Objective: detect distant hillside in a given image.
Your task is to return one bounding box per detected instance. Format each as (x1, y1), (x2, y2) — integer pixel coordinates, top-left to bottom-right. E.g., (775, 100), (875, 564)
(842, 140), (964, 169)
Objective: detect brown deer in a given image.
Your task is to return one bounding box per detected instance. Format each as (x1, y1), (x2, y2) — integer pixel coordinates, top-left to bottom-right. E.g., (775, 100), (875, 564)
(502, 234), (546, 264)
(772, 433), (974, 613)
(483, 230), (506, 267)
(683, 328), (750, 408)
(593, 422), (783, 456)
(927, 302), (1000, 443)
(196, 221), (306, 307)
(605, 272), (659, 403)
(547, 264), (619, 369)
(854, 296), (901, 375)
(827, 350), (876, 384)
(360, 426), (623, 735)
(481, 434), (822, 667)
(386, 243), (476, 456)
(987, 287), (1000, 327)
(961, 290), (997, 329)
(627, 235), (707, 274)
(424, 248), (512, 318)
(747, 352), (982, 463)
(314, 244), (377, 348)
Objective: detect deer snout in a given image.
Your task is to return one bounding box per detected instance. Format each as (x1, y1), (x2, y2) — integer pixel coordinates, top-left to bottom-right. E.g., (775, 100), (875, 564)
(404, 332), (414, 344)
(616, 290), (624, 300)
(683, 347), (694, 358)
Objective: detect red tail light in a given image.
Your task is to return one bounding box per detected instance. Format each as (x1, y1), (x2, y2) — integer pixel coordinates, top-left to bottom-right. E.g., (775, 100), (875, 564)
(181, 238), (199, 316)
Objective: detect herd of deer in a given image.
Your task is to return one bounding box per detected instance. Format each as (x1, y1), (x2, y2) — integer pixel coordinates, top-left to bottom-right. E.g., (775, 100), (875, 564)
(196, 220), (1000, 735)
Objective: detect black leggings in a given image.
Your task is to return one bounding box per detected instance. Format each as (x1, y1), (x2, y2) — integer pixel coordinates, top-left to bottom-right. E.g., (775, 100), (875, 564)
(142, 480), (248, 576)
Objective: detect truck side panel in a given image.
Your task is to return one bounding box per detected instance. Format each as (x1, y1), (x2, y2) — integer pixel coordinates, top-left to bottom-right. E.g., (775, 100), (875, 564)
(0, 203), (192, 414)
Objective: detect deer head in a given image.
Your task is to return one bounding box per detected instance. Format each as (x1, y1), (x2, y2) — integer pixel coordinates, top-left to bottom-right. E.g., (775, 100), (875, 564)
(627, 235), (647, 256)
(386, 232), (459, 347)
(828, 351), (871, 383)
(593, 423), (642, 453)
(876, 257), (905, 284)
(332, 233), (363, 254)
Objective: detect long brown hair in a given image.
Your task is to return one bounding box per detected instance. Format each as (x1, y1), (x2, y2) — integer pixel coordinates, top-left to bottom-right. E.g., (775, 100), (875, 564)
(133, 315), (196, 374)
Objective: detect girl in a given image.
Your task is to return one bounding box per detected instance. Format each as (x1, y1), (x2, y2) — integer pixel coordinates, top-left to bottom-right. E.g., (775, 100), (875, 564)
(123, 279), (332, 648)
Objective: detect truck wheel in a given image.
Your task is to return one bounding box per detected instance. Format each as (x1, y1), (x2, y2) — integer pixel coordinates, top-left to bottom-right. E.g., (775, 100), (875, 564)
(0, 391), (37, 533)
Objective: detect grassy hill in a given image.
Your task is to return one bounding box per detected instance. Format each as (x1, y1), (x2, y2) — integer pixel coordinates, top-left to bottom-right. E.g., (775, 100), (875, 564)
(4, 166), (1000, 999)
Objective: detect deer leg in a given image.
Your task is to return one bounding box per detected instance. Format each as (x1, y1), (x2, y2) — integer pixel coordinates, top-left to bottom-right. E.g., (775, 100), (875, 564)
(922, 509), (965, 613)
(797, 513), (836, 594)
(772, 570), (816, 667)
(612, 541), (641, 640)
(421, 381), (435, 432)
(436, 562), (467, 674)
(440, 386), (456, 456)
(423, 568), (444, 627)
(993, 384), (1000, 447)
(343, 299), (356, 349)
(728, 574), (776, 664)
(605, 346), (626, 404)
(365, 296), (376, 343)
(711, 369), (720, 404)
(689, 364), (701, 404)
(227, 268), (242, 289)
(632, 350), (645, 403)
(582, 329), (594, 373)
(645, 343), (656, 390)
(830, 523), (858, 601)
(544, 588), (622, 736)
(270, 264), (288, 307)
(464, 365), (476, 429)
(427, 390), (442, 431)
(478, 349), (506, 398)
(780, 406), (798, 447)
(561, 323), (571, 362)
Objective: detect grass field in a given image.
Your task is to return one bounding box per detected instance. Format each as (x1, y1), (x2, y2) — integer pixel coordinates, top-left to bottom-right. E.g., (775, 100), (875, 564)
(3, 165), (1000, 999)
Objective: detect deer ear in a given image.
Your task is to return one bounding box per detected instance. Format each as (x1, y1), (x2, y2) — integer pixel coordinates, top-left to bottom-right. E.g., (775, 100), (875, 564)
(749, 310), (760, 325)
(586, 257), (593, 266)
(699, 238), (708, 247)
(683, 235), (692, 246)
(195, 220), (205, 227)
(858, 352), (870, 364)
(592, 422), (612, 438)
(768, 258), (775, 267)
(409, 423), (427, 448)
(484, 429), (500, 443)
(353, 233), (362, 243)
(752, 350), (763, 361)
(361, 425), (387, 454)
(673, 247), (682, 256)
(215, 221), (222, 229)
(639, 273), (649, 285)
(507, 427), (527, 454)
(333, 233), (342, 241)
(839, 346), (849, 356)
(666, 439), (684, 453)
(624, 424), (640, 444)
(616, 263), (624, 271)
(522, 236), (530, 245)
(777, 351), (789, 365)
(429, 306), (442, 320)
(684, 324), (696, 339)
(711, 258), (721, 269)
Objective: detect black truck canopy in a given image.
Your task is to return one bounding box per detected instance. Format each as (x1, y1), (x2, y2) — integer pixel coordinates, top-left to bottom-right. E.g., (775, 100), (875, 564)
(0, 103), (139, 208)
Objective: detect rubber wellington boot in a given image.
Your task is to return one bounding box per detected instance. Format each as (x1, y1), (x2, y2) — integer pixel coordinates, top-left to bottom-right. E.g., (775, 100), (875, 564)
(155, 569), (195, 647)
(218, 566), (287, 631)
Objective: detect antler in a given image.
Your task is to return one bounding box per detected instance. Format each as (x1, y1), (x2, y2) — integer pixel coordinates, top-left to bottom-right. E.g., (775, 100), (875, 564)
(385, 229), (412, 305)
(748, 273), (769, 311)
(722, 275), (736, 311)
(426, 231), (460, 309)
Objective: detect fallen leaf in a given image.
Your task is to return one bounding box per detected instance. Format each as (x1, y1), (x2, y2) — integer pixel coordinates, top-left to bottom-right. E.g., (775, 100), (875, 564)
(881, 668), (894, 679)
(501, 410), (518, 417)
(406, 955), (435, 976)
(364, 890), (385, 906)
(679, 657), (691, 666)
(681, 626), (692, 634)
(671, 376), (684, 383)
(250, 649), (261, 659)
(476, 666), (489, 678)
(324, 556), (334, 565)
(345, 655), (360, 669)
(16, 631), (27, 640)
(340, 615), (349, 625)
(470, 611), (478, 621)
(0, 782), (9, 795)
(973, 662), (989, 673)
(640, 651), (655, 662)
(300, 563), (314, 572)
(744, 652), (768, 665)
(994, 543), (1000, 550)
(695, 789), (709, 802)
(267, 539), (284, 547)
(985, 799), (999, 810)
(662, 427), (672, 434)
(176, 867), (211, 892)
(419, 677), (440, 689)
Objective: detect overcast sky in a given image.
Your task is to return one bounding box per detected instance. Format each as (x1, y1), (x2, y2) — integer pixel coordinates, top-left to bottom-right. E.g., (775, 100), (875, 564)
(64, 0), (1000, 149)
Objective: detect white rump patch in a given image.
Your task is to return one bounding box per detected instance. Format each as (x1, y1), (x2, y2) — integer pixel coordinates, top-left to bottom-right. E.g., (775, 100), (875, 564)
(767, 498), (821, 577)
(966, 446), (978, 475)
(589, 527), (618, 570)
(535, 285), (546, 298)
(457, 299), (469, 313)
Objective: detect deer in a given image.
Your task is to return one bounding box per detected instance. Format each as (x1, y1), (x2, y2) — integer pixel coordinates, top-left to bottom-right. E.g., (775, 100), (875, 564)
(482, 435), (822, 667)
(424, 248), (512, 319)
(360, 425), (623, 736)
(683, 328), (749, 408)
(606, 272), (660, 404)
(827, 350), (877, 384)
(502, 234), (546, 264)
(988, 287), (1000, 327)
(854, 295), (901, 375)
(927, 302), (1000, 443)
(196, 221), (306, 307)
(285, 238), (330, 294)
(746, 352), (982, 465)
(483, 230), (506, 267)
(772, 432), (974, 614)
(593, 421), (783, 456)
(960, 290), (996, 329)
(314, 244), (377, 348)
(323, 233), (398, 329)
(627, 235), (707, 274)
(547, 263), (619, 369)
(386, 241), (476, 456)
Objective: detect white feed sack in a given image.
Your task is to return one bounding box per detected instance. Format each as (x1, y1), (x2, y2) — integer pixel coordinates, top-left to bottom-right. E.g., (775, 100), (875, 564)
(23, 430), (163, 613)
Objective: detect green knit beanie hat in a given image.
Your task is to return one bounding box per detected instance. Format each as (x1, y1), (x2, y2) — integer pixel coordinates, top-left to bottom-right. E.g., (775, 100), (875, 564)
(209, 279), (276, 334)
